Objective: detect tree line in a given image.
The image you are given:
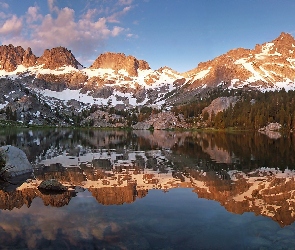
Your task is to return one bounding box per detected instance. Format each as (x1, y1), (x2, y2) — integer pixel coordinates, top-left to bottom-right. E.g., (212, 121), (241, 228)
(173, 88), (295, 130)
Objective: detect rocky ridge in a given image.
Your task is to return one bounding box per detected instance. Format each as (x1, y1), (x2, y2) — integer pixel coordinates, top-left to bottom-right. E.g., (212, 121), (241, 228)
(185, 32), (295, 91)
(1, 32), (295, 127)
(90, 52), (150, 76)
(0, 45), (183, 125)
(37, 47), (83, 69)
(0, 45), (36, 71)
(0, 45), (82, 72)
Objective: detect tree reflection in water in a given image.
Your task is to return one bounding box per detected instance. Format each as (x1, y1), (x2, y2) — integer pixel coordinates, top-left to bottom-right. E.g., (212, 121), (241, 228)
(0, 128), (294, 227)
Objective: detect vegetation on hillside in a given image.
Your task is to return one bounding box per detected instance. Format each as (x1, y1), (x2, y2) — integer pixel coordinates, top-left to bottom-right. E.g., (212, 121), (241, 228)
(172, 88), (295, 130)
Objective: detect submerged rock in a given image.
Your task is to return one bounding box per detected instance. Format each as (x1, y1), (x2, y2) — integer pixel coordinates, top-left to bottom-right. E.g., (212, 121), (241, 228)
(0, 145), (33, 176)
(38, 179), (68, 192)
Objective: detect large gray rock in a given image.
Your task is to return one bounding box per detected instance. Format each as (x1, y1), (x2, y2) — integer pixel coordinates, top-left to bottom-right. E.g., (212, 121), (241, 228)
(132, 111), (188, 130)
(132, 121), (152, 130)
(202, 96), (239, 119)
(0, 145), (33, 176)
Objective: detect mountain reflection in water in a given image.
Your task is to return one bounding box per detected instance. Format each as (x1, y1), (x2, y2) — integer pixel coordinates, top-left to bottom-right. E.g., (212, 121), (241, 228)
(0, 129), (295, 249)
(0, 129), (295, 228)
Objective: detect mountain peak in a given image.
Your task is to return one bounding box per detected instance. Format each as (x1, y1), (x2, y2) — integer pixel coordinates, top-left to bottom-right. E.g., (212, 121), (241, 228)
(272, 32), (295, 45)
(90, 52), (150, 77)
(0, 44), (37, 72)
(37, 46), (83, 70)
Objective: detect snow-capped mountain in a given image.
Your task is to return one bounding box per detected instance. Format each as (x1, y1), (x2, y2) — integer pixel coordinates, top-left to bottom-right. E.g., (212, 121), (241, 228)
(1, 32), (295, 126)
(184, 32), (295, 92)
(0, 46), (185, 125)
(0, 47), (183, 110)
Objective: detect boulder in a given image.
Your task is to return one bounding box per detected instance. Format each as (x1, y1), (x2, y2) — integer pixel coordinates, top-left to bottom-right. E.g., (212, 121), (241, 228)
(0, 145), (32, 176)
(258, 122), (282, 139)
(38, 179), (68, 192)
(258, 122), (282, 132)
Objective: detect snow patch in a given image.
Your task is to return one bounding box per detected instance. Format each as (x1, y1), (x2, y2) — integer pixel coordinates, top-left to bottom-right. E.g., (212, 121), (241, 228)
(192, 68), (211, 81)
(0, 101), (8, 109)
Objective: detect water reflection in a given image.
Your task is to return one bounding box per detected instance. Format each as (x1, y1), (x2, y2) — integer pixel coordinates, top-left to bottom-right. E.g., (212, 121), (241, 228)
(2, 128), (295, 248)
(0, 129), (294, 228)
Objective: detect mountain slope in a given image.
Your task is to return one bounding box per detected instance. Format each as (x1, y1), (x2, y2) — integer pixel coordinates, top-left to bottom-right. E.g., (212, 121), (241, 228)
(1, 32), (295, 126)
(185, 32), (295, 91)
(0, 46), (185, 125)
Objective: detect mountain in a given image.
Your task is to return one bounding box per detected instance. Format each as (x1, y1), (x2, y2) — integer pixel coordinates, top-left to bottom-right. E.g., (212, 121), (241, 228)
(37, 47), (83, 70)
(0, 45), (37, 71)
(183, 32), (295, 91)
(0, 45), (184, 126)
(90, 52), (150, 76)
(0, 32), (295, 127)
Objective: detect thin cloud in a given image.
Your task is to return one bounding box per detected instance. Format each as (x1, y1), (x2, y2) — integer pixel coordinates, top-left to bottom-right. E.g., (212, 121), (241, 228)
(0, 1), (133, 62)
(118, 0), (133, 5)
(126, 33), (138, 38)
(107, 6), (132, 23)
(48, 0), (58, 13)
(26, 6), (42, 23)
(0, 1), (9, 9)
(0, 15), (22, 36)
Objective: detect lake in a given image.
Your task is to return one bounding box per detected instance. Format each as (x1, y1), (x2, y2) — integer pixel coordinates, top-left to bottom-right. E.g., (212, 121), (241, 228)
(0, 128), (295, 249)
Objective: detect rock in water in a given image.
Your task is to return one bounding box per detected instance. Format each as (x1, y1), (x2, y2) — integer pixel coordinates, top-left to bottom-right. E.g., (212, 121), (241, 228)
(38, 179), (68, 192)
(0, 145), (32, 176)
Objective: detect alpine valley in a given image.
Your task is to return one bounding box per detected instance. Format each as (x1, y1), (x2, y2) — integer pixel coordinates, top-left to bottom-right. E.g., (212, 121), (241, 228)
(1, 32), (295, 129)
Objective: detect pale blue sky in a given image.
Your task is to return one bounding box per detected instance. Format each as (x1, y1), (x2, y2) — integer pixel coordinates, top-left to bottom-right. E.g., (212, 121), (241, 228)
(0, 0), (295, 72)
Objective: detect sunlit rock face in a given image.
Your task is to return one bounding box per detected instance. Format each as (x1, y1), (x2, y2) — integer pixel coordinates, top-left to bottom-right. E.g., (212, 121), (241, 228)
(184, 32), (295, 91)
(90, 52), (150, 77)
(0, 45), (37, 71)
(2, 33), (295, 128)
(37, 47), (83, 69)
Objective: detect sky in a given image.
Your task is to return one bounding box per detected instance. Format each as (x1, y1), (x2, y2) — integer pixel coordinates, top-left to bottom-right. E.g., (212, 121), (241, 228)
(0, 0), (295, 72)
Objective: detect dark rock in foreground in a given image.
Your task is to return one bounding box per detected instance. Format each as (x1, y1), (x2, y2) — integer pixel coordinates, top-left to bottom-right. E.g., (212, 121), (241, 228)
(38, 179), (68, 192)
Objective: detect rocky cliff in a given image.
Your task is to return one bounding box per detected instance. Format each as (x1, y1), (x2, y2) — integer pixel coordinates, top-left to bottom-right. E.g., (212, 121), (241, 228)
(90, 52), (150, 76)
(0, 45), (84, 72)
(37, 47), (83, 69)
(1, 32), (295, 127)
(0, 45), (37, 71)
(202, 96), (239, 118)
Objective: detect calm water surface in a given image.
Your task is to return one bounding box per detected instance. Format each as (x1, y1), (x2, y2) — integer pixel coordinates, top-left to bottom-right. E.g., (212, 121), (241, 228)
(0, 128), (295, 249)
